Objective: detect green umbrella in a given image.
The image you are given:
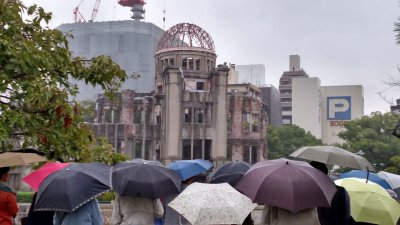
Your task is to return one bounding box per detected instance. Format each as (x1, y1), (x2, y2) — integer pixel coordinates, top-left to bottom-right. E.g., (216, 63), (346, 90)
(335, 178), (400, 225)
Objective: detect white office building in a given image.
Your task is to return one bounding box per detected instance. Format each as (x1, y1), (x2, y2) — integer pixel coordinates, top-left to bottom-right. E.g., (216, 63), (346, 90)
(320, 86), (364, 144)
(292, 77), (322, 139)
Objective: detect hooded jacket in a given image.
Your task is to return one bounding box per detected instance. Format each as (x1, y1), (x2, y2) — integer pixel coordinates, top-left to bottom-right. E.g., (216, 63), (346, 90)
(0, 183), (18, 225)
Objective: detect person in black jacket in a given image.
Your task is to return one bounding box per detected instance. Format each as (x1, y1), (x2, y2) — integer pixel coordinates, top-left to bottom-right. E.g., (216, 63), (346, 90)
(25, 192), (54, 225)
(309, 161), (351, 225)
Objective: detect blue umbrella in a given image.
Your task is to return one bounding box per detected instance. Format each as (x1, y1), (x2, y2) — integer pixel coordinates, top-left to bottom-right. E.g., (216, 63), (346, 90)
(168, 159), (213, 181)
(339, 170), (392, 189)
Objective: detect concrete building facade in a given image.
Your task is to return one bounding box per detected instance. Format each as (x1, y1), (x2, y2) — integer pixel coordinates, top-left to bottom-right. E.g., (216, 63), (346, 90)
(320, 85), (364, 144)
(292, 77), (322, 139)
(92, 23), (267, 165)
(227, 84), (267, 164)
(57, 20), (164, 100)
(260, 85), (282, 127)
(279, 55), (309, 125)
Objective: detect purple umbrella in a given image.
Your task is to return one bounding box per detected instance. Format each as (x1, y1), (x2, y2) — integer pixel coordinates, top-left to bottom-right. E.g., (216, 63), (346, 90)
(236, 158), (337, 213)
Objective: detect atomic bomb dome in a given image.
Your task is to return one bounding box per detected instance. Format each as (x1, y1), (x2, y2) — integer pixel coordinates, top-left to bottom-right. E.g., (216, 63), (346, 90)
(156, 23), (215, 53)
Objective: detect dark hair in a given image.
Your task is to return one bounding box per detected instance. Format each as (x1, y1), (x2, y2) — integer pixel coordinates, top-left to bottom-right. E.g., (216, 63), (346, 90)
(309, 161), (328, 175)
(0, 167), (10, 177)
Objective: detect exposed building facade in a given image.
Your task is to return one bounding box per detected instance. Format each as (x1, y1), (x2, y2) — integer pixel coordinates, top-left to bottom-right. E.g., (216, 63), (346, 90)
(92, 23), (267, 165)
(227, 84), (267, 164)
(279, 55), (309, 125)
(57, 20), (164, 100)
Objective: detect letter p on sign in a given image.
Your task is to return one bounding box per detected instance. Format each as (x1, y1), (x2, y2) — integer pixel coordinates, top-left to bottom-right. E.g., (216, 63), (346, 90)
(327, 96), (351, 120)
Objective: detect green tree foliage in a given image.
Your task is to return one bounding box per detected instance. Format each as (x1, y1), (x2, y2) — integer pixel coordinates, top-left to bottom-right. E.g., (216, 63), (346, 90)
(385, 156), (400, 174)
(338, 112), (400, 170)
(0, 1), (128, 163)
(79, 100), (96, 123)
(267, 125), (323, 159)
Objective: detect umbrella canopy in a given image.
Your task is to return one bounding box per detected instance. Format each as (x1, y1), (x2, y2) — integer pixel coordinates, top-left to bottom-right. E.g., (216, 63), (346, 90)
(0, 152), (46, 167)
(209, 161), (251, 186)
(378, 171), (400, 189)
(168, 182), (256, 225)
(236, 158), (337, 213)
(290, 146), (375, 171)
(335, 178), (400, 225)
(111, 159), (181, 199)
(22, 161), (70, 191)
(339, 170), (391, 190)
(35, 163), (111, 212)
(168, 159), (213, 181)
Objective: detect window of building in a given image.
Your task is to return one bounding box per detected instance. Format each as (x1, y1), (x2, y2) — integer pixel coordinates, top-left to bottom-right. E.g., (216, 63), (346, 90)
(104, 109), (112, 123)
(184, 108), (192, 124)
(196, 82), (204, 91)
(182, 139), (191, 160)
(135, 141), (142, 158)
(226, 145), (232, 161)
(195, 58), (200, 70)
(227, 112), (232, 132)
(242, 113), (260, 132)
(182, 58), (188, 70)
(134, 110), (142, 124)
(188, 58), (194, 70)
(181, 139), (212, 160)
(207, 59), (213, 71)
(169, 58), (174, 66)
(194, 108), (204, 124)
(243, 146), (258, 164)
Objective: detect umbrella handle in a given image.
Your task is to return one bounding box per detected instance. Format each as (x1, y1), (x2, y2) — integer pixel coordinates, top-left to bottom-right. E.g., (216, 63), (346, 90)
(366, 168), (369, 183)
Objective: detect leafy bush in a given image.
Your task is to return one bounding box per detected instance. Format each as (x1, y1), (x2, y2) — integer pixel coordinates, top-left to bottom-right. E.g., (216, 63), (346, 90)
(97, 191), (115, 203)
(17, 192), (35, 203)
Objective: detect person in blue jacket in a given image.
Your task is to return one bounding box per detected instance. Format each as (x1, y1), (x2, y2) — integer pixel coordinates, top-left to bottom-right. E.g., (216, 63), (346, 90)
(53, 199), (103, 225)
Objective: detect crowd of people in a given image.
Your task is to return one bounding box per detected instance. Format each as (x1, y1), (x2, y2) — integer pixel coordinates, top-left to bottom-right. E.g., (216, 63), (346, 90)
(0, 162), (399, 225)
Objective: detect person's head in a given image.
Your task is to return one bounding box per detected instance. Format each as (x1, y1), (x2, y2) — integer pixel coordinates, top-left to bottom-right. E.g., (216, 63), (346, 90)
(0, 167), (11, 182)
(309, 161), (328, 175)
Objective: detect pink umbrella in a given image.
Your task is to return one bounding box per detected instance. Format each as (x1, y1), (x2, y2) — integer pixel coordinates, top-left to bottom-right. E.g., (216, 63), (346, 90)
(22, 161), (70, 191)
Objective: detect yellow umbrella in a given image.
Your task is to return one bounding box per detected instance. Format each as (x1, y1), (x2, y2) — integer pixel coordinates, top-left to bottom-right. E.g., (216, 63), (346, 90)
(335, 178), (400, 225)
(0, 152), (46, 167)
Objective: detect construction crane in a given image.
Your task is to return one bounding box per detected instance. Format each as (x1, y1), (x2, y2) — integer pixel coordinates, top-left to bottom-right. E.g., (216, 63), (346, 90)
(73, 0), (86, 23)
(118, 0), (146, 21)
(73, 0), (102, 23)
(89, 0), (101, 22)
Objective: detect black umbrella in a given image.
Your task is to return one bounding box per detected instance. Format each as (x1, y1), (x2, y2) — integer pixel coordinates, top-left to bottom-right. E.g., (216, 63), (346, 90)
(209, 161), (251, 186)
(111, 159), (181, 199)
(35, 163), (111, 212)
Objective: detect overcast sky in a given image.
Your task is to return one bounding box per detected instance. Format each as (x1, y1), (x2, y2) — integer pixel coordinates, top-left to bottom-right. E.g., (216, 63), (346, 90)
(22, 0), (400, 115)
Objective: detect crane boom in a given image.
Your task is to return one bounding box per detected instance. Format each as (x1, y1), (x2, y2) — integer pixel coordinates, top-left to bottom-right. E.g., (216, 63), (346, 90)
(73, 0), (86, 22)
(90, 0), (101, 22)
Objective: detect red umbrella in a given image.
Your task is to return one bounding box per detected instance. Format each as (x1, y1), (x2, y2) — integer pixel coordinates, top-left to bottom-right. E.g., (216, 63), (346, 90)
(236, 158), (337, 213)
(22, 161), (70, 191)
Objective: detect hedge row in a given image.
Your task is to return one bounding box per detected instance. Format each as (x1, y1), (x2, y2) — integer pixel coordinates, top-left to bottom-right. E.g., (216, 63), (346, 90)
(16, 191), (115, 203)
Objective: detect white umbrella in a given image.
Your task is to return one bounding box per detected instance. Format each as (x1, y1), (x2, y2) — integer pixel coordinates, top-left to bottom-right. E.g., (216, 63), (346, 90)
(290, 146), (375, 171)
(377, 171), (400, 189)
(168, 182), (256, 225)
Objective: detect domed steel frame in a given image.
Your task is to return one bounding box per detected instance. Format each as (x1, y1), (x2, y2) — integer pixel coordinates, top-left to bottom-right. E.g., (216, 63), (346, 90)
(157, 23), (215, 52)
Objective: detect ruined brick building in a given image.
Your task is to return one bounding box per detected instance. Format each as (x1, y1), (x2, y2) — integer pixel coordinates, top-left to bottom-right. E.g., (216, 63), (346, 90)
(93, 23), (267, 165)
